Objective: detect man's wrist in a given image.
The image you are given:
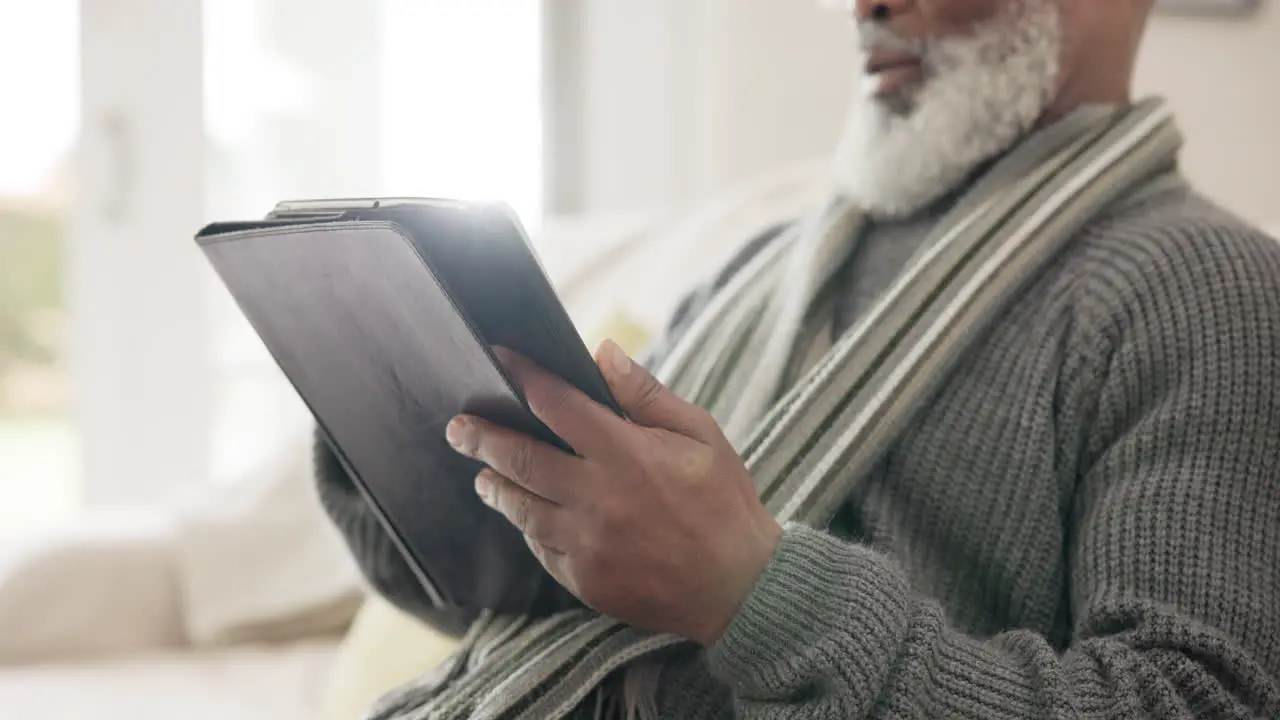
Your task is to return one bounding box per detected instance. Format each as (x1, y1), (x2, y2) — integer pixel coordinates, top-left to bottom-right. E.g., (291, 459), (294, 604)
(704, 524), (912, 699)
(696, 513), (783, 646)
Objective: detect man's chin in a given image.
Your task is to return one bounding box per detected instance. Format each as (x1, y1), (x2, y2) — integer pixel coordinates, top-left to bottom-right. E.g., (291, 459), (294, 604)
(832, 115), (977, 222)
(836, 0), (1062, 222)
(861, 78), (922, 118)
(868, 91), (917, 119)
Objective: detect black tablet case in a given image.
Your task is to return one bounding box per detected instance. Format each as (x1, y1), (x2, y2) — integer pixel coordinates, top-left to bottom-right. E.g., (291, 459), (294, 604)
(195, 200), (622, 609)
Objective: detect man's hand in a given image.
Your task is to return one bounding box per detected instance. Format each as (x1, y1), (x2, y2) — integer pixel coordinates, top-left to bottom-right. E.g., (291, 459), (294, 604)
(444, 341), (781, 646)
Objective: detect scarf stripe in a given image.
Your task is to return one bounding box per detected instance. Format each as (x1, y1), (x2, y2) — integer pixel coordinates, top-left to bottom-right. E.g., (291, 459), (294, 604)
(508, 630), (682, 720)
(652, 229), (794, 390)
(681, 289), (769, 412)
(720, 203), (866, 444)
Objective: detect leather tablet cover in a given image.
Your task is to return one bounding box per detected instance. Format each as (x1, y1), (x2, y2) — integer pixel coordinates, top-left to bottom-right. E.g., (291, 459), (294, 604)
(196, 208), (617, 609)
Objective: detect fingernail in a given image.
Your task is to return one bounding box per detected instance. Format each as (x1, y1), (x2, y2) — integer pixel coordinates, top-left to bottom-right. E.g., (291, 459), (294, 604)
(608, 340), (631, 376)
(446, 417), (472, 454)
(475, 472), (493, 506)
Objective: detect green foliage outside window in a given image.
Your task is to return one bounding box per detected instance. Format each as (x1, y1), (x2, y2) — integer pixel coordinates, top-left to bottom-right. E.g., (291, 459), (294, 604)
(0, 208), (64, 381)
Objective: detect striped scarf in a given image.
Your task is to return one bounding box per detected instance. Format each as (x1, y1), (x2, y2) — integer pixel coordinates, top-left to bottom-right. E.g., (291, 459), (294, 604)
(369, 97), (1182, 720)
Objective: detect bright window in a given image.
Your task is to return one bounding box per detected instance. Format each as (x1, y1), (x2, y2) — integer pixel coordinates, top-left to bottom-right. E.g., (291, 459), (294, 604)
(205, 0), (545, 485)
(379, 0), (544, 227)
(0, 0), (81, 536)
(0, 0), (545, 534)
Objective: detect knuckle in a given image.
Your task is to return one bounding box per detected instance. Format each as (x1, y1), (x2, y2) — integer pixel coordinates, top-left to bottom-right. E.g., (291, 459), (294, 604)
(675, 442), (716, 482)
(514, 491), (534, 532)
(635, 376), (665, 410)
(518, 502), (541, 539)
(510, 439), (537, 483)
(488, 480), (508, 517)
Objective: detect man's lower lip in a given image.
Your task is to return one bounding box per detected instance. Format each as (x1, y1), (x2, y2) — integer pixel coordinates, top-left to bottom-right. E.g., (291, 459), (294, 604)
(864, 64), (924, 98)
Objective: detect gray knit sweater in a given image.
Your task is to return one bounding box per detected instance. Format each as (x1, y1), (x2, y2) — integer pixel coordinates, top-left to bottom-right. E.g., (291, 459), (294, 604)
(314, 181), (1280, 718)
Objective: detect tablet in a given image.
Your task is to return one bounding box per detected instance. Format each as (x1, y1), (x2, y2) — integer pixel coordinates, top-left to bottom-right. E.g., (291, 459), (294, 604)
(196, 198), (621, 608)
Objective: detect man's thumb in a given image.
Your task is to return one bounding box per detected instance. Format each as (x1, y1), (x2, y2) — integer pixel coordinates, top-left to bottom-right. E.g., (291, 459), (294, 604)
(596, 339), (699, 433)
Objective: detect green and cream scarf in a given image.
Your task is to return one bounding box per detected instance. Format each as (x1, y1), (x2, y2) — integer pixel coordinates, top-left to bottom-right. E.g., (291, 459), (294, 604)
(369, 97), (1183, 720)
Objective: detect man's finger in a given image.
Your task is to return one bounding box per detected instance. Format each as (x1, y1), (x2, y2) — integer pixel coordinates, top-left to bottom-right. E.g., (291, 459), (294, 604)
(594, 339), (710, 438)
(477, 470), (571, 553)
(447, 415), (576, 504)
(492, 347), (626, 453)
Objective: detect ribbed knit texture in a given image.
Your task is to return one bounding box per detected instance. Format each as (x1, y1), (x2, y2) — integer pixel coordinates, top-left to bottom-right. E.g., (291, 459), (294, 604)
(315, 184), (1280, 718)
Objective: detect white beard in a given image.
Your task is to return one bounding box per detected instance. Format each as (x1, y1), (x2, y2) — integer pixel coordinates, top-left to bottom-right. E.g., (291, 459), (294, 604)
(832, 0), (1063, 220)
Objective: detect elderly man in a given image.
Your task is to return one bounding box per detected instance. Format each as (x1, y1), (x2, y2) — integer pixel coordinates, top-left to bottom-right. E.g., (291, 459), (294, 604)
(315, 0), (1280, 717)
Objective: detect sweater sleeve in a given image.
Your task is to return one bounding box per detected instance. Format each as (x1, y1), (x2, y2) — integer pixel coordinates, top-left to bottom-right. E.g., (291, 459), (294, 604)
(703, 222), (1280, 718)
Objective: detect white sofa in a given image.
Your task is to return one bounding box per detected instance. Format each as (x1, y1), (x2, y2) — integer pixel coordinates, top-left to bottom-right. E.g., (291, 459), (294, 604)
(0, 441), (355, 720)
(0, 162), (830, 720)
(0, 642), (338, 720)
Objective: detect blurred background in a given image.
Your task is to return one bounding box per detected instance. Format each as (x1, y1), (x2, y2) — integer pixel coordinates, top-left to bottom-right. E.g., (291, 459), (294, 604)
(0, 1), (1276, 718)
(3, 0), (1279, 538)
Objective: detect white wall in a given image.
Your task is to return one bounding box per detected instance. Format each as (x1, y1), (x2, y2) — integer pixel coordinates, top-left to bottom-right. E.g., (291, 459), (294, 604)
(1135, 5), (1280, 228)
(559, 0), (852, 215)
(565, 2), (1279, 229)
